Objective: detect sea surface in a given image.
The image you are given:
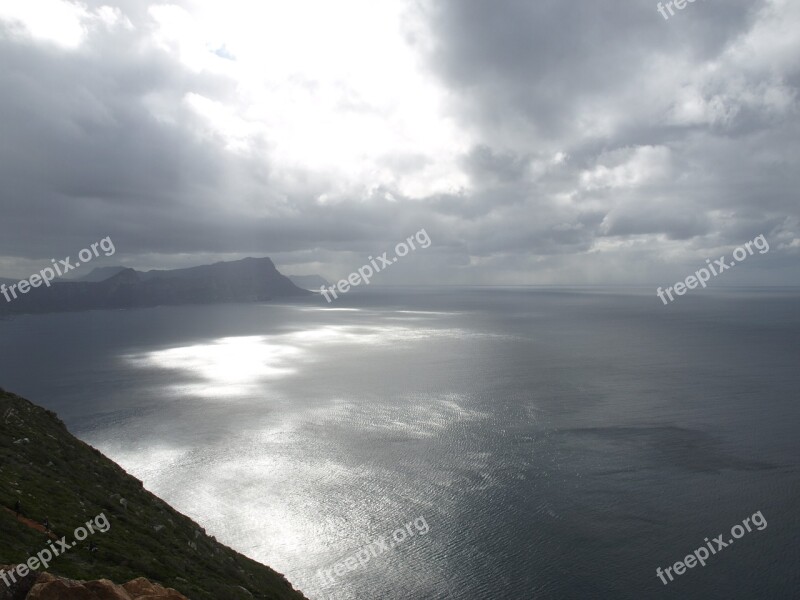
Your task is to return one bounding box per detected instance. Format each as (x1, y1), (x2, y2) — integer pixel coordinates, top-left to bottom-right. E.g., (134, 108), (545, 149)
(1, 287), (798, 599)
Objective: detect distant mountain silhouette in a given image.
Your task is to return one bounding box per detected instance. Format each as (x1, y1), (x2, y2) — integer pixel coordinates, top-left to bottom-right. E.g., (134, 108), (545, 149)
(0, 257), (311, 314)
(76, 266), (129, 282)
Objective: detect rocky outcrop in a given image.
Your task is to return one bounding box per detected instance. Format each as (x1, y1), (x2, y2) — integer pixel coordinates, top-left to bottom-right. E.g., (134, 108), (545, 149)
(1, 568), (188, 600)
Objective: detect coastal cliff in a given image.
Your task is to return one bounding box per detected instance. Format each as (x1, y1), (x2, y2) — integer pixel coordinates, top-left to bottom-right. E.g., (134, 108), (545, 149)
(0, 388), (308, 600)
(0, 257), (312, 315)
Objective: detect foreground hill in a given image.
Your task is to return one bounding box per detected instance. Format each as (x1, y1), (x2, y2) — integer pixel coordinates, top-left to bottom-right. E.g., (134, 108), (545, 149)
(0, 388), (308, 600)
(0, 257), (311, 315)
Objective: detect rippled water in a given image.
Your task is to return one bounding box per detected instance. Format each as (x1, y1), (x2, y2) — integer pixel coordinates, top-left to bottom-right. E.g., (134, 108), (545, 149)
(1, 287), (798, 599)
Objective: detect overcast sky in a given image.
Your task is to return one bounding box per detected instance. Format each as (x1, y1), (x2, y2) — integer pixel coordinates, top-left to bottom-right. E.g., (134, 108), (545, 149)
(0, 0), (798, 285)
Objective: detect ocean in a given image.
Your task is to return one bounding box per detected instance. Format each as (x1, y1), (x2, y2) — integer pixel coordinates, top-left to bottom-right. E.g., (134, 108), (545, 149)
(0, 287), (798, 599)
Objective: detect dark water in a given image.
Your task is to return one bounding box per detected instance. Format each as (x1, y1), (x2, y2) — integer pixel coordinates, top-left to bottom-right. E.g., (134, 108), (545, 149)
(0, 287), (798, 599)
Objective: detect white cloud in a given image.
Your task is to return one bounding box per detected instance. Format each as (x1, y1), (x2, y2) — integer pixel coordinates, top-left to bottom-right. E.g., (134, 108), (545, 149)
(580, 146), (673, 191)
(0, 0), (133, 48)
(147, 0), (471, 199)
(0, 0), (90, 47)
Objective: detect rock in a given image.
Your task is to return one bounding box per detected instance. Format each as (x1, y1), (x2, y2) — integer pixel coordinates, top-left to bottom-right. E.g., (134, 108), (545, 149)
(26, 579), (96, 600)
(84, 580), (134, 600)
(122, 578), (187, 599)
(121, 579), (154, 596)
(12, 570), (188, 600)
(26, 573), (131, 600)
(0, 563), (39, 600)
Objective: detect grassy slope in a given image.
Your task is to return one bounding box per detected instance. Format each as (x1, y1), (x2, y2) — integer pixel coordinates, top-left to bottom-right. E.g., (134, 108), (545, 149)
(0, 389), (309, 600)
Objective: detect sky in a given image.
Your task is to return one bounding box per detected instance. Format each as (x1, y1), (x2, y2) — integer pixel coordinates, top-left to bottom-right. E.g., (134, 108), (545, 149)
(0, 0), (798, 286)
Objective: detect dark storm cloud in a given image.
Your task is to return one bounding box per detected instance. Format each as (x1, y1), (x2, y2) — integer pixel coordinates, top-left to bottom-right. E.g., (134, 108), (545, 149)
(0, 13), (402, 264)
(0, 18), (234, 255)
(0, 0), (797, 284)
(409, 0), (799, 282)
(0, 4), (455, 277)
(420, 0), (757, 142)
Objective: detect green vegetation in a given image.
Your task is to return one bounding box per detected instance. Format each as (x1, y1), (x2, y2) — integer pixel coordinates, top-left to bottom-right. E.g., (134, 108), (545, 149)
(0, 388), (308, 600)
